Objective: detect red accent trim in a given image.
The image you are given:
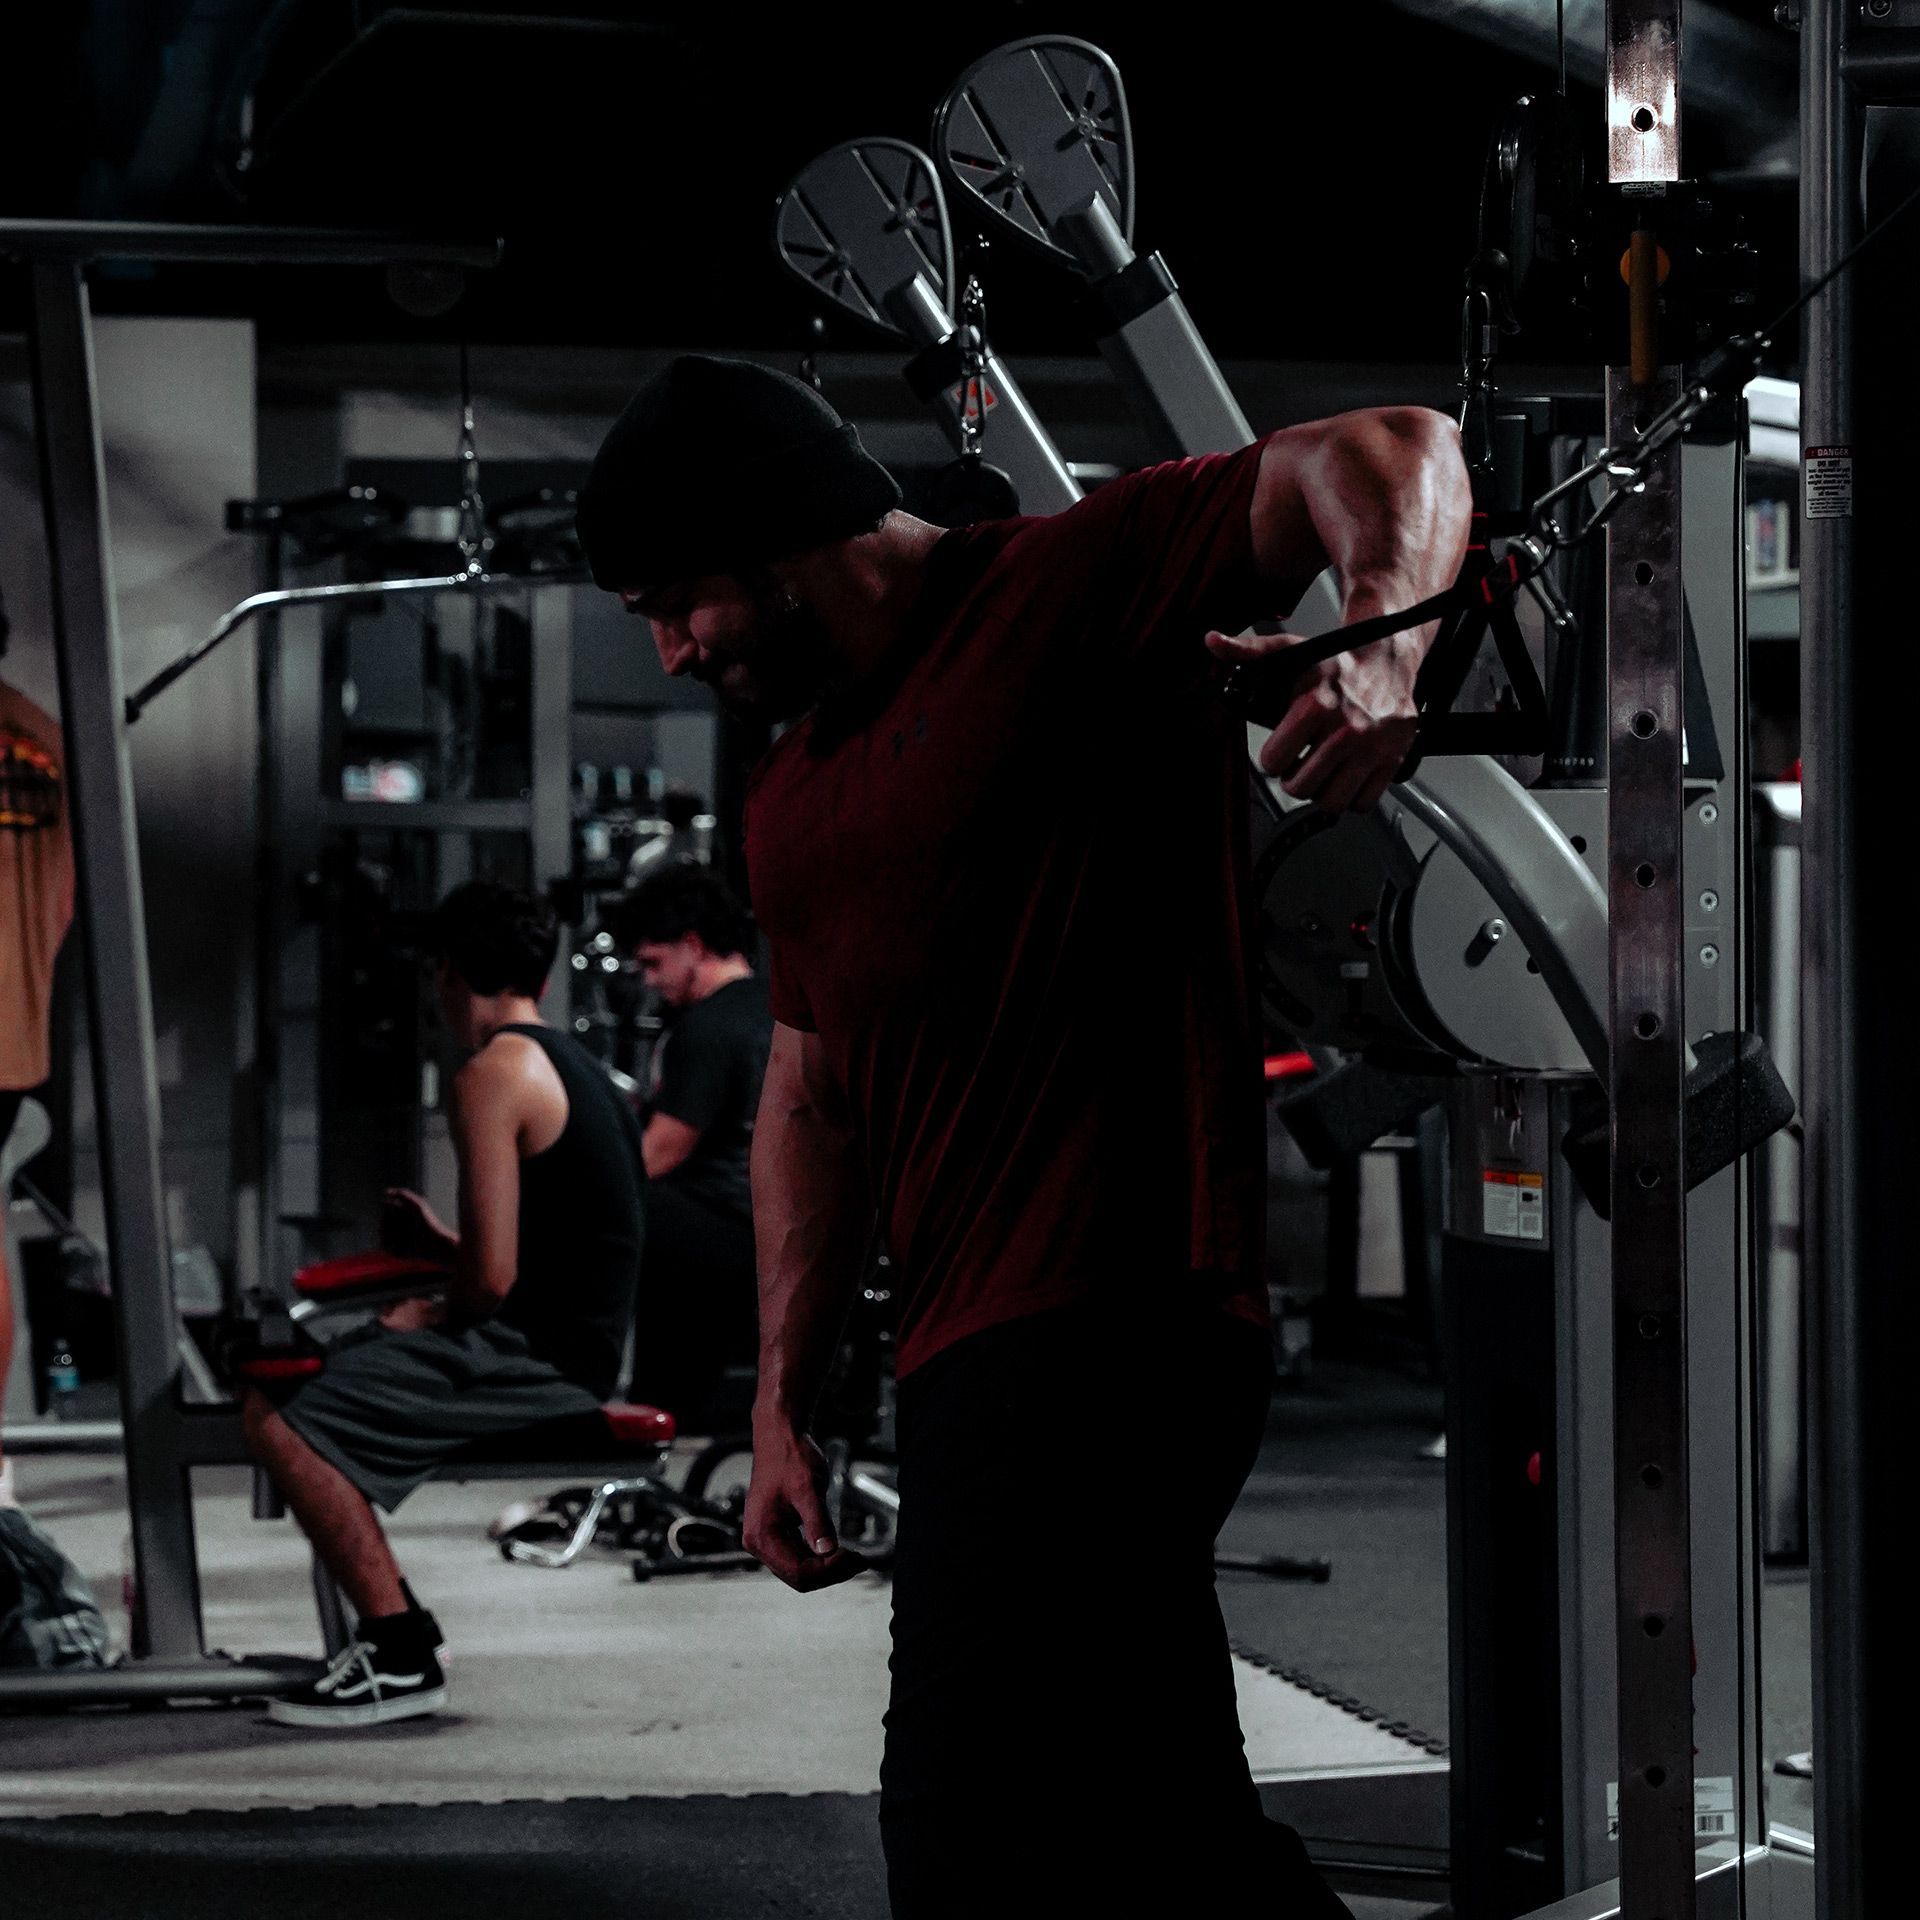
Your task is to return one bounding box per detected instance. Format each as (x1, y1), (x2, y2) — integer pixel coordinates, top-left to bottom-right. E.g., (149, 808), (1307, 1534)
(293, 1250), (452, 1298)
(239, 1355), (325, 1381)
(1264, 1051), (1316, 1083)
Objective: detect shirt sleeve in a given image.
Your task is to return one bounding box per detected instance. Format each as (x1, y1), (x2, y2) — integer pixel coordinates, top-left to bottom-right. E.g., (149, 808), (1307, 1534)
(651, 1017), (732, 1133)
(1011, 438), (1276, 679)
(760, 939), (816, 1033)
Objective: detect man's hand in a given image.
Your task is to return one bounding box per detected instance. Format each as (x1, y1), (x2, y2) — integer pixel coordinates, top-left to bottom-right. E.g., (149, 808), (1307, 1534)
(742, 1415), (864, 1592)
(379, 1295), (447, 1334)
(381, 1187), (457, 1261)
(1207, 607), (1427, 815)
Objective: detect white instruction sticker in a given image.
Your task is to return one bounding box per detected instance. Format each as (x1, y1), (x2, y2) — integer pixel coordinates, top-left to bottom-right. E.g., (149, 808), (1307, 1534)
(1482, 1169), (1545, 1240)
(1804, 445), (1853, 520)
(1607, 1776), (1737, 1842)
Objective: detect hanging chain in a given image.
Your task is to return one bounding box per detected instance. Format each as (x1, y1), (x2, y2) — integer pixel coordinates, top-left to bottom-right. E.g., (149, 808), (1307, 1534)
(455, 339), (492, 579)
(955, 267), (989, 460)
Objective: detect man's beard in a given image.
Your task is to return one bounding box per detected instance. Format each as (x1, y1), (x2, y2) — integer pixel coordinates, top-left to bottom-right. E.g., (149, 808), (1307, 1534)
(696, 581), (837, 725)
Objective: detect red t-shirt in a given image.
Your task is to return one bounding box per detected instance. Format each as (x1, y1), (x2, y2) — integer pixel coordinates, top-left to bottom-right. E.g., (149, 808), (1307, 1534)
(744, 442), (1282, 1377)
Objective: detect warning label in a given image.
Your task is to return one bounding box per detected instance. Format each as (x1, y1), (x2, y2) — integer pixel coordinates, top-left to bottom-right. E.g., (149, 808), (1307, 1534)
(1608, 1776), (1736, 1842)
(1482, 1169), (1545, 1241)
(1804, 445), (1853, 520)
(947, 380), (1000, 424)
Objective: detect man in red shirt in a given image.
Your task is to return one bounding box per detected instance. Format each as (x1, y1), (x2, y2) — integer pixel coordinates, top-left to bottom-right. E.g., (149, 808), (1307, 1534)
(579, 356), (1469, 1916)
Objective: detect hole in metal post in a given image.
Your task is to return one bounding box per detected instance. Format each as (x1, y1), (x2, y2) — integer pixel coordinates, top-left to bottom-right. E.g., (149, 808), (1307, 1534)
(1635, 1164), (1661, 1189)
(1635, 1011), (1661, 1039)
(1631, 710), (1659, 739)
(1638, 1313), (1662, 1340)
(1635, 862), (1658, 888)
(1646, 1764), (1667, 1789)
(1643, 1613), (1665, 1637)
(1570, 835), (1588, 853)
(1632, 105), (1657, 132)
(1641, 1463), (1664, 1489)
(1634, 560), (1656, 585)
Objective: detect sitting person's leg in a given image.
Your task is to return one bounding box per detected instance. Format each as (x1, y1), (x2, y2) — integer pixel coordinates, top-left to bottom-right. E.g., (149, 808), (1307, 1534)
(244, 1318), (601, 1727)
(627, 1181), (757, 1426)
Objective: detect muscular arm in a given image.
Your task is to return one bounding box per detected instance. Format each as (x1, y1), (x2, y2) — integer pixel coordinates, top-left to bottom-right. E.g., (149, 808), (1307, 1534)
(742, 1020), (873, 1590)
(1210, 407), (1472, 813)
(443, 1050), (524, 1325)
(751, 1023), (869, 1431)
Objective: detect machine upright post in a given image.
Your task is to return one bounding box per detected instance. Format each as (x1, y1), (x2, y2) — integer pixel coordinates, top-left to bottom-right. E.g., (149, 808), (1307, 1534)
(1799, 0), (1863, 1911)
(1605, 3), (1692, 1915)
(26, 261), (206, 1660)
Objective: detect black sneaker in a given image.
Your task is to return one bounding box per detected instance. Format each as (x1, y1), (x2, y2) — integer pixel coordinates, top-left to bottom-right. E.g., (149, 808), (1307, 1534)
(268, 1634), (448, 1728)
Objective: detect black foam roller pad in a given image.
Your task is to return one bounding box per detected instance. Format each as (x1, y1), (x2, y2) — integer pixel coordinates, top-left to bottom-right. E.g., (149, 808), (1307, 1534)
(1560, 1029), (1797, 1220)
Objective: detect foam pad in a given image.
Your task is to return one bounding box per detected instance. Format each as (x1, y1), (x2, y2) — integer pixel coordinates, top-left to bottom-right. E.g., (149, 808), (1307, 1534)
(1274, 1059), (1454, 1167)
(1561, 1029), (1796, 1219)
(292, 1249), (452, 1299)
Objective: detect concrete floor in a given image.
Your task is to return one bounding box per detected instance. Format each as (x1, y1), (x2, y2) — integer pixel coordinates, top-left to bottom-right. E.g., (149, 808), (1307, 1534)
(0, 1455), (1438, 1818)
(0, 1359), (1816, 1913)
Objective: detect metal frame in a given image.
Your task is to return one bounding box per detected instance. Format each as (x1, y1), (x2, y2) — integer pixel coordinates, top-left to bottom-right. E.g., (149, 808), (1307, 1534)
(1603, 361), (1695, 1920)
(1801, 1), (1862, 1910)
(0, 217), (497, 1711)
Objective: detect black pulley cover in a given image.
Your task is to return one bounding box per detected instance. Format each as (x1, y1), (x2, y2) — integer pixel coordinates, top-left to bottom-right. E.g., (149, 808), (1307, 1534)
(1478, 92), (1591, 339)
(926, 452), (1020, 529)
(1561, 1029), (1796, 1220)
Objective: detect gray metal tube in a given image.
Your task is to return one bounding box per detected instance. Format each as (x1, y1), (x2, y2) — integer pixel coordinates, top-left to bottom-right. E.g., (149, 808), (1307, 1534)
(1057, 196), (1256, 460)
(0, 218), (499, 267)
(1800, 0), (1864, 1908)
(28, 262), (205, 1662)
(0, 1655), (321, 1711)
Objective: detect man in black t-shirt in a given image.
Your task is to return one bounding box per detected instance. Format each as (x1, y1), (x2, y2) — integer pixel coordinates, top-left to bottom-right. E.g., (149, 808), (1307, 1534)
(606, 863), (771, 1423)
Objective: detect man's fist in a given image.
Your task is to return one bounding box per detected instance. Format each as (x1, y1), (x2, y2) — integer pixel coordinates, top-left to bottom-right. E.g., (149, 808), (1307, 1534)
(1208, 616), (1427, 815)
(742, 1416), (864, 1593)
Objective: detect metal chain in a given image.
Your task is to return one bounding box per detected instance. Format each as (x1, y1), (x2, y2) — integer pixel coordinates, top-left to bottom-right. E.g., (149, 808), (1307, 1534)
(455, 340), (492, 578)
(955, 269), (988, 459)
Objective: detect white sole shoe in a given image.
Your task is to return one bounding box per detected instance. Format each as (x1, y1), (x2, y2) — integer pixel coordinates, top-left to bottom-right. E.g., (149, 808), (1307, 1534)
(267, 1683), (449, 1729)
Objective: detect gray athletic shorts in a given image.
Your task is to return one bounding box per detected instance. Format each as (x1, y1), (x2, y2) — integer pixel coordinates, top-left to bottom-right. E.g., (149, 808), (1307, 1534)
(277, 1321), (602, 1512)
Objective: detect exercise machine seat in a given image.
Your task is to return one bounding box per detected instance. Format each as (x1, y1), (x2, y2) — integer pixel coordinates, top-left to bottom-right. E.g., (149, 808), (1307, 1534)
(603, 1402), (676, 1447)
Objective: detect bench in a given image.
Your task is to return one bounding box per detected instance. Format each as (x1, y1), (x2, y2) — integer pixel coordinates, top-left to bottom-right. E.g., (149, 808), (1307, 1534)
(240, 1251), (679, 1655)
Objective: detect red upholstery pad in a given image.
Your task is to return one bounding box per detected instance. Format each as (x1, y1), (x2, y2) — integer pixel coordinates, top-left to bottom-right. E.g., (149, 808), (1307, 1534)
(603, 1403), (676, 1447)
(293, 1249), (452, 1299)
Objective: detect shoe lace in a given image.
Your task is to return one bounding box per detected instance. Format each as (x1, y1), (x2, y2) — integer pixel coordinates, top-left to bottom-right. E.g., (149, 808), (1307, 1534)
(314, 1640), (381, 1698)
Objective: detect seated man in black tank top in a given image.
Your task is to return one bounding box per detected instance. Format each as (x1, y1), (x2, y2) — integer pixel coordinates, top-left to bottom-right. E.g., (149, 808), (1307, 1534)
(242, 882), (645, 1729)
(605, 863), (771, 1428)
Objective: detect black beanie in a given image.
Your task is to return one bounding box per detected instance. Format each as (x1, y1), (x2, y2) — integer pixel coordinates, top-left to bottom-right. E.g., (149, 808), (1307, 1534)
(577, 355), (904, 593)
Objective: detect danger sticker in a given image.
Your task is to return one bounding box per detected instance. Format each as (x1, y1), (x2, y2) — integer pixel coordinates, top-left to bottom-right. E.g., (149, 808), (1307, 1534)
(1608, 1775), (1736, 1842)
(946, 380), (1000, 424)
(1482, 1169), (1545, 1240)
(1804, 446), (1853, 520)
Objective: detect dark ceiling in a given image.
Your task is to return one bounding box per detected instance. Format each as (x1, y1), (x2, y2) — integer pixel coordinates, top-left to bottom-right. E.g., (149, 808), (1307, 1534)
(0, 2), (1801, 367)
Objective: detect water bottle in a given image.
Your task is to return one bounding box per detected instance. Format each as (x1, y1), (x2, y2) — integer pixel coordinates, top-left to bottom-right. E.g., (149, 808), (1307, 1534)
(46, 1337), (79, 1418)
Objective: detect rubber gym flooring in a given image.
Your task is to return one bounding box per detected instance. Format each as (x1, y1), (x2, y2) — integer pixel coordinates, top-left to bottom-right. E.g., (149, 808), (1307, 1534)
(0, 1361), (1813, 1916)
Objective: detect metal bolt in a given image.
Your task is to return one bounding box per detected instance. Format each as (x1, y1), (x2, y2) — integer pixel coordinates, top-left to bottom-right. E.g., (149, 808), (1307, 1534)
(1866, 0), (1893, 17)
(1699, 801), (1719, 825)
(1700, 944), (1721, 968)
(1484, 919), (1506, 943)
(1700, 890), (1719, 912)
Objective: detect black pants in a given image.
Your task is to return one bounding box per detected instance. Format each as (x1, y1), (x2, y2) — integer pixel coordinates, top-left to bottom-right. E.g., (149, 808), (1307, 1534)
(626, 1182), (757, 1427)
(879, 1303), (1352, 1919)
